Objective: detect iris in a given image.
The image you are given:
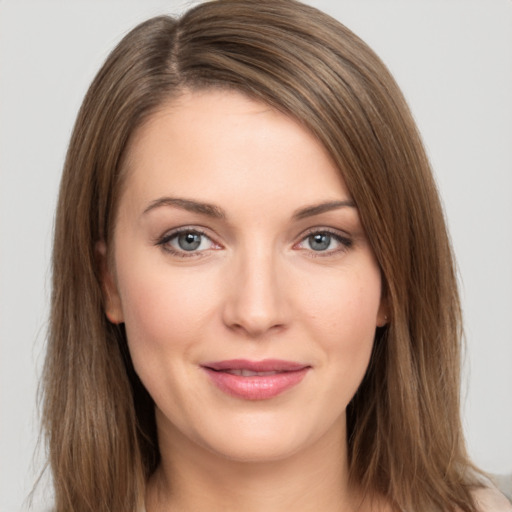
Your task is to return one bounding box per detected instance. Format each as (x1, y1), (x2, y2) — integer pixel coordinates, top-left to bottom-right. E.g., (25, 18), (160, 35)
(308, 233), (332, 251)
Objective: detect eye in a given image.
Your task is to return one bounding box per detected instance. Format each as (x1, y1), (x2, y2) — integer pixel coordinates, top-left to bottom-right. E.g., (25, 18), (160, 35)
(295, 230), (352, 255)
(174, 232), (205, 251)
(307, 233), (335, 251)
(157, 228), (218, 257)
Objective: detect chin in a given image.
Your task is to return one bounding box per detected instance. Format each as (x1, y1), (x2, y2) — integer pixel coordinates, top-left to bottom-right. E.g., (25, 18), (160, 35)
(183, 407), (346, 465)
(201, 431), (310, 464)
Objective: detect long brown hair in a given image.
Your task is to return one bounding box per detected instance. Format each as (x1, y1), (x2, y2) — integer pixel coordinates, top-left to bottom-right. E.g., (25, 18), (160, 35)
(42, 1), (481, 510)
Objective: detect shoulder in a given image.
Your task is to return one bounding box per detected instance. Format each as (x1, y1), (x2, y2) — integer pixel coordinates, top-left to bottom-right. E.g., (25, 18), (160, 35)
(472, 486), (512, 512)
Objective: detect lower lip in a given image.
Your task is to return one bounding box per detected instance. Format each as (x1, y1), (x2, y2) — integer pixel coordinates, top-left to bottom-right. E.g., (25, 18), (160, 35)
(203, 367), (309, 400)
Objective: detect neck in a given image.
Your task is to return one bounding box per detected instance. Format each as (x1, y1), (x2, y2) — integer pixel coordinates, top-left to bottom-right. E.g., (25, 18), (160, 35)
(146, 417), (365, 512)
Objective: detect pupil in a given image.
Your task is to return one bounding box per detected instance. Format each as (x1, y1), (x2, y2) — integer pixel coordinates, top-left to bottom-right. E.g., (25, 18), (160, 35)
(310, 233), (330, 251)
(178, 232), (201, 251)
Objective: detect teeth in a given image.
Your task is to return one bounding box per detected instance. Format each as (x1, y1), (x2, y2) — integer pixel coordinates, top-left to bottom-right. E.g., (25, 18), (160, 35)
(225, 369), (279, 377)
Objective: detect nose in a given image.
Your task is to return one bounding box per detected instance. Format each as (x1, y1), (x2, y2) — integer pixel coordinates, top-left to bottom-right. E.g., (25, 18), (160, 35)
(221, 247), (289, 338)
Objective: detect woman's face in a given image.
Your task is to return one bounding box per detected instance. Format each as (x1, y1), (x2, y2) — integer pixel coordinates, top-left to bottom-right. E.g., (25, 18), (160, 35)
(102, 89), (387, 463)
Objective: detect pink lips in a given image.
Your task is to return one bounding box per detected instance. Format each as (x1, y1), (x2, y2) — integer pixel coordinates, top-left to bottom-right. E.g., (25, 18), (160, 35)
(202, 359), (310, 400)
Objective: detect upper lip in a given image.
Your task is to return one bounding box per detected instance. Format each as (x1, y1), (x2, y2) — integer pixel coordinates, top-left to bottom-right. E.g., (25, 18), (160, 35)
(202, 359), (309, 372)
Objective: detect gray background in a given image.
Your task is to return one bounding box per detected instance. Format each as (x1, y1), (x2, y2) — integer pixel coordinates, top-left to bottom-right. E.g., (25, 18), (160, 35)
(1, 1), (511, 510)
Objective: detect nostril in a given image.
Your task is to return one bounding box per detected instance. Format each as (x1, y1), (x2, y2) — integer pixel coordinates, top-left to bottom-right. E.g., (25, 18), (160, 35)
(226, 320), (286, 339)
(221, 261), (289, 336)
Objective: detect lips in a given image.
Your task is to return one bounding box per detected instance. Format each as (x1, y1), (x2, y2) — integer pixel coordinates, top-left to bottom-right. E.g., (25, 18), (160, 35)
(201, 359), (310, 400)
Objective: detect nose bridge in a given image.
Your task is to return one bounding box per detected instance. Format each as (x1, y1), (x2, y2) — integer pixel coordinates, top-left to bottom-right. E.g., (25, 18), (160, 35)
(223, 240), (287, 337)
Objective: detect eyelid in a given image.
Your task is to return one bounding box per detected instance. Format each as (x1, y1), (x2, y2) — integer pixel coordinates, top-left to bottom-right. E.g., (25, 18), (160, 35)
(155, 226), (221, 258)
(154, 225), (353, 258)
(294, 227), (353, 255)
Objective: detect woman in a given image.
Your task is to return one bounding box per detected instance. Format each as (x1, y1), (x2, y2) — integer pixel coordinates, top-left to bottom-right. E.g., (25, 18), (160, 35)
(41, 1), (508, 511)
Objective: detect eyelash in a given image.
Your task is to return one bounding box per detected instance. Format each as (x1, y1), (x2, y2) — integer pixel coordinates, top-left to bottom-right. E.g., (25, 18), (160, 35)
(294, 228), (353, 258)
(155, 227), (353, 258)
(155, 227), (217, 258)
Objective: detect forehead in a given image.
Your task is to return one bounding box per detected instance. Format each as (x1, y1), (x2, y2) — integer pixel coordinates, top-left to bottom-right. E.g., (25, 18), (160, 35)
(120, 89), (350, 214)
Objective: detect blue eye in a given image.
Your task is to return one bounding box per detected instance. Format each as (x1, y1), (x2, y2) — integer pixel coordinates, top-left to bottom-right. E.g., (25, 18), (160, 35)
(308, 233), (333, 251)
(176, 232), (203, 251)
(296, 230), (352, 255)
(158, 229), (216, 256)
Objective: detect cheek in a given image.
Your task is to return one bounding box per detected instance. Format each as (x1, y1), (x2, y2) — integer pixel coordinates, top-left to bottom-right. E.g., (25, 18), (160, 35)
(298, 265), (381, 372)
(302, 266), (381, 334)
(115, 255), (218, 369)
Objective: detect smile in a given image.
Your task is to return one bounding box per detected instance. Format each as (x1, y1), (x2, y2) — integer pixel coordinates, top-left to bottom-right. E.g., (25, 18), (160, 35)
(201, 359), (310, 400)
(224, 369), (280, 376)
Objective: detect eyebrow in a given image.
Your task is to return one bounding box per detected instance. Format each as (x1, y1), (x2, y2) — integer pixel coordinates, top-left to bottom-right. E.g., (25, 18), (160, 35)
(292, 200), (356, 220)
(142, 197), (355, 220)
(143, 197), (226, 219)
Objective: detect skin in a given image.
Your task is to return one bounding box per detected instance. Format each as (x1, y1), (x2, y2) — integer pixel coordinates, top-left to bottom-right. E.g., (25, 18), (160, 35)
(100, 89), (388, 512)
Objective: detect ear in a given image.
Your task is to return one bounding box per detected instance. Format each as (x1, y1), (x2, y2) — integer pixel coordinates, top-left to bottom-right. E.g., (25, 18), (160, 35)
(376, 297), (390, 328)
(95, 241), (124, 324)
